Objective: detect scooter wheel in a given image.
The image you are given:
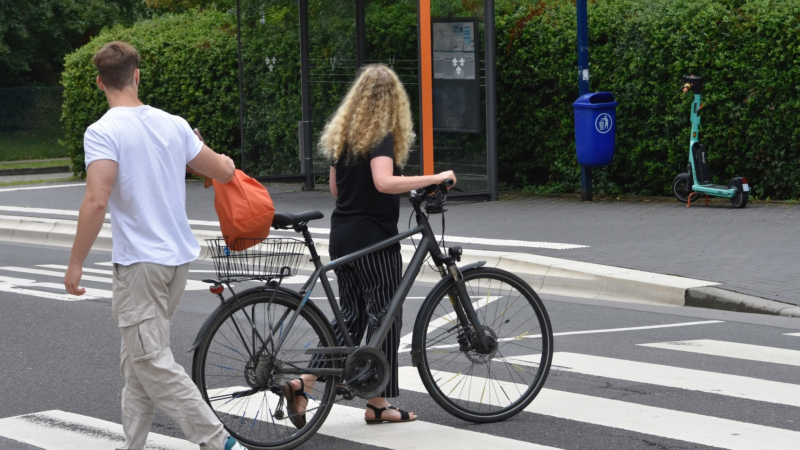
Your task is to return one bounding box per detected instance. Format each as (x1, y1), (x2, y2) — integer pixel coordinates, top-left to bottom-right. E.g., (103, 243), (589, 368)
(672, 173), (696, 203)
(729, 179), (749, 208)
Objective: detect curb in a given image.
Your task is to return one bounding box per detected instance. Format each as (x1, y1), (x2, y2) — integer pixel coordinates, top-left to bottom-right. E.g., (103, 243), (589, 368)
(0, 166), (71, 176)
(0, 214), (796, 317)
(685, 287), (800, 318)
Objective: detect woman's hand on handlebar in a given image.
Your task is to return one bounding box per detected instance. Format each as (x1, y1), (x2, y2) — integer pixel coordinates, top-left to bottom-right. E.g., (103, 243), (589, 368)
(437, 170), (456, 188)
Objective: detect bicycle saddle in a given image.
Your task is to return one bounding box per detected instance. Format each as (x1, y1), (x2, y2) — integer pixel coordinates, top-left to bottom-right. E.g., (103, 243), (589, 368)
(272, 210), (324, 229)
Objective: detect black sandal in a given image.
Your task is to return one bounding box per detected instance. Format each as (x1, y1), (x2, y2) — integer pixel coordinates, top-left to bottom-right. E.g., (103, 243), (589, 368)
(364, 404), (417, 425)
(283, 379), (308, 429)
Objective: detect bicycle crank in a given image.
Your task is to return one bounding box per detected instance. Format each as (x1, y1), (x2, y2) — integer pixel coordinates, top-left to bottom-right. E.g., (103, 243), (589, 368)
(344, 347), (390, 399)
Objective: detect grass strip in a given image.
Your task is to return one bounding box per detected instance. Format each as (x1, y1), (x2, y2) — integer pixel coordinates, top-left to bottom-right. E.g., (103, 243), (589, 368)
(0, 160), (71, 170)
(0, 177), (79, 188)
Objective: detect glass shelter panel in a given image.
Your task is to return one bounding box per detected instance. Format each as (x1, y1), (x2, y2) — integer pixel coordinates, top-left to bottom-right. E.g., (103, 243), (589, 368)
(238, 0), (303, 177)
(236, 0), (489, 194)
(430, 0), (488, 193)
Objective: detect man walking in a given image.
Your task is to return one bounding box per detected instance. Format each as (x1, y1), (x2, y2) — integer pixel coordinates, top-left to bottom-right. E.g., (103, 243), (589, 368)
(63, 41), (244, 450)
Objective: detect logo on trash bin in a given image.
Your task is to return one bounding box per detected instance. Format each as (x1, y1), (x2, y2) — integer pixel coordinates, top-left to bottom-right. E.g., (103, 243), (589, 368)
(595, 113), (613, 134)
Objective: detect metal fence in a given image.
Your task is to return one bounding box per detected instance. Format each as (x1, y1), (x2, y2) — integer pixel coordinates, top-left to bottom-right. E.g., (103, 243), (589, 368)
(0, 87), (65, 159)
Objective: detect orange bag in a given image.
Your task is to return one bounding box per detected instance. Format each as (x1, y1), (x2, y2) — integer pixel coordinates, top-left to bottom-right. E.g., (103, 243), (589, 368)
(212, 170), (275, 251)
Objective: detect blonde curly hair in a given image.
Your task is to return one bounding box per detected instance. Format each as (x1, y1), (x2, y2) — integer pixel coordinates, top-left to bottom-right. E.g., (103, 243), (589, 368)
(318, 64), (415, 168)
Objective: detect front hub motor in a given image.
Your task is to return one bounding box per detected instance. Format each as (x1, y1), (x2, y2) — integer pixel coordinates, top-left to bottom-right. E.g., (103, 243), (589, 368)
(344, 347), (390, 399)
(463, 326), (498, 364)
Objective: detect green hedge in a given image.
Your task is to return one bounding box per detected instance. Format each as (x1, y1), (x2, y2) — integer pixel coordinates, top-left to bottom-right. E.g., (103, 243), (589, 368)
(236, 0), (422, 176)
(63, 0), (800, 198)
(61, 9), (238, 176)
(496, 0), (800, 198)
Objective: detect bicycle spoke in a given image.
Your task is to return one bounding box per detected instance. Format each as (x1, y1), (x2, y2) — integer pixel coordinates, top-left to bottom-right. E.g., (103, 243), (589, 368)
(195, 291), (338, 448)
(418, 268), (552, 422)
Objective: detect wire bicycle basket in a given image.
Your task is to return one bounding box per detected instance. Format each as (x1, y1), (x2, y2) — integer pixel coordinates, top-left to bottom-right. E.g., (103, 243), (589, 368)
(206, 237), (307, 281)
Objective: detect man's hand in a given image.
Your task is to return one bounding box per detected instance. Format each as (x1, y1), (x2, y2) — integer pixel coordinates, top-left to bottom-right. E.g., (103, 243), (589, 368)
(64, 263), (86, 296)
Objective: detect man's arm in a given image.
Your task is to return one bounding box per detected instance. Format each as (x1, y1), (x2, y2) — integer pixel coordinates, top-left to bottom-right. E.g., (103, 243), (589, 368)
(64, 160), (117, 296)
(187, 145), (235, 183)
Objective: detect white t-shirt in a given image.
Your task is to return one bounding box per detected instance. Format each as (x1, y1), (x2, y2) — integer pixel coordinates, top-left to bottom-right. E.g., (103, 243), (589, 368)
(84, 105), (203, 266)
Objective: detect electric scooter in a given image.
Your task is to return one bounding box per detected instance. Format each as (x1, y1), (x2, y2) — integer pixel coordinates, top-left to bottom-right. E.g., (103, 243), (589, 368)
(671, 75), (749, 208)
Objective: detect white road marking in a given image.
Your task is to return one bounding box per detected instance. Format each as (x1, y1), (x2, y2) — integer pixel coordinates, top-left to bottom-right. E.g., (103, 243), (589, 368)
(0, 275), (112, 299)
(398, 295), (502, 349)
(0, 409), (195, 450)
(0, 205), (587, 250)
(397, 367), (800, 450)
(0, 205), (217, 229)
(639, 339), (800, 367)
(275, 226), (589, 250)
(0, 266), (207, 291)
(38, 264), (112, 275)
(0, 283), (99, 301)
(0, 266), (111, 283)
(784, 332), (800, 337)
(552, 320), (724, 337)
(400, 320), (724, 353)
(526, 352), (800, 407)
(0, 183), (85, 193)
(206, 387), (562, 450)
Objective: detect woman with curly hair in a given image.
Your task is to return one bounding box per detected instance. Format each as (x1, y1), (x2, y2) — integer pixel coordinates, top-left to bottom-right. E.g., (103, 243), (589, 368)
(282, 64), (456, 427)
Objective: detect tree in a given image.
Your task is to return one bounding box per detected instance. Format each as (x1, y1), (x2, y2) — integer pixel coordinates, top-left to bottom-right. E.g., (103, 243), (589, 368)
(0, 0), (149, 86)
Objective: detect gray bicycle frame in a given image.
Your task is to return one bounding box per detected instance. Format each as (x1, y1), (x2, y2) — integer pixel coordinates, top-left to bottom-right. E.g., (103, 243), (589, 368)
(273, 214), (451, 377)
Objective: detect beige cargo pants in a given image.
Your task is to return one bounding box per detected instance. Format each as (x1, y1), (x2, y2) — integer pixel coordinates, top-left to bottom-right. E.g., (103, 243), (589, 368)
(113, 262), (226, 450)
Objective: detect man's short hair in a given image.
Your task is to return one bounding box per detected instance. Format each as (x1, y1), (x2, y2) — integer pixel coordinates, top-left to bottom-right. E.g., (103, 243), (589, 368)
(92, 41), (140, 91)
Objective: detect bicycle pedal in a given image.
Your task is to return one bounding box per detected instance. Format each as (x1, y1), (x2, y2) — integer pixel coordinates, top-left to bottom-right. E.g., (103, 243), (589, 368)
(335, 383), (356, 400)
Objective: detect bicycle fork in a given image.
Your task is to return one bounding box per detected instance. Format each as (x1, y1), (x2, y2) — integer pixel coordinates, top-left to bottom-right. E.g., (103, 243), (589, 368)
(436, 249), (497, 355)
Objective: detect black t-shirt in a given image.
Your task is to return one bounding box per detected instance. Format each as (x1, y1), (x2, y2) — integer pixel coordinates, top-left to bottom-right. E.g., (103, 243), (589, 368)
(329, 134), (401, 256)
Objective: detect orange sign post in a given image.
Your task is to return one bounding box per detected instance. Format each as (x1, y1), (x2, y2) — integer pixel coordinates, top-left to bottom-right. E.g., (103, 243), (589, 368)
(418, 0), (434, 176)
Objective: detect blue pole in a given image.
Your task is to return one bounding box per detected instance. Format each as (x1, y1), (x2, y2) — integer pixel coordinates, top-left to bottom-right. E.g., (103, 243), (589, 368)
(577, 0), (592, 201)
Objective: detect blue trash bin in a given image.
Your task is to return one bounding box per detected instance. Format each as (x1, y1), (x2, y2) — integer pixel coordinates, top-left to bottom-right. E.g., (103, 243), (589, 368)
(573, 92), (617, 167)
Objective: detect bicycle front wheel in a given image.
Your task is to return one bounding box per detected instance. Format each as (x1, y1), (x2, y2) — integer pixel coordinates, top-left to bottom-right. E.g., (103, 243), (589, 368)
(192, 289), (339, 450)
(415, 267), (553, 422)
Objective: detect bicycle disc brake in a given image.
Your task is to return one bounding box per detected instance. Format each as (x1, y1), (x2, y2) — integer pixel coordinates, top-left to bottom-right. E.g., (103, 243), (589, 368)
(344, 347), (390, 399)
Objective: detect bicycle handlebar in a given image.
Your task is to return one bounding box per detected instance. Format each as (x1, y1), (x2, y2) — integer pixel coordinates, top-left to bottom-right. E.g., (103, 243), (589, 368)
(409, 179), (453, 214)
(411, 178), (453, 198)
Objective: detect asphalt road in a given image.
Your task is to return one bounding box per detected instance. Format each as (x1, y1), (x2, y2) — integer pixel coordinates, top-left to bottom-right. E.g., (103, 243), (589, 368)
(2, 180), (800, 306)
(1, 240), (799, 449)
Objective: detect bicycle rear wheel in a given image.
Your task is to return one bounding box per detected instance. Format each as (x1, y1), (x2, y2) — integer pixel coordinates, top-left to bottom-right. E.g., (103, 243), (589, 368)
(414, 267), (553, 422)
(192, 289), (339, 450)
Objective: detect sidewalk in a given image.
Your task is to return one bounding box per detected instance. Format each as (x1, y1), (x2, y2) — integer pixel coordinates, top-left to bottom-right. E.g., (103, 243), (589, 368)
(1, 179), (798, 317)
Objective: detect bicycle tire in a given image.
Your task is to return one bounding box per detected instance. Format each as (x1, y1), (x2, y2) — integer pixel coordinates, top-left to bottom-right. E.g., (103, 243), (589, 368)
(414, 267), (553, 423)
(192, 289), (340, 450)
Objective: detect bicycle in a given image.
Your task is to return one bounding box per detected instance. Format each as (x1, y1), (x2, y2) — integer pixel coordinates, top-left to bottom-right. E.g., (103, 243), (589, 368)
(190, 180), (553, 449)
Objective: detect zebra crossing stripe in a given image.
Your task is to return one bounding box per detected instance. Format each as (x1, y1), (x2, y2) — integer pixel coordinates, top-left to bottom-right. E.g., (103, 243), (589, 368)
(639, 339), (800, 367)
(0, 266), (111, 283)
(38, 264), (112, 275)
(205, 387), (562, 450)
(538, 352), (800, 407)
(0, 266), (207, 292)
(399, 320), (724, 354)
(397, 367), (800, 450)
(0, 283), (99, 301)
(0, 410), (195, 450)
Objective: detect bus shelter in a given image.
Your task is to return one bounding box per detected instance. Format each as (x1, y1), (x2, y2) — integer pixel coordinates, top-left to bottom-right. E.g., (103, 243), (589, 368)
(235, 0), (498, 200)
